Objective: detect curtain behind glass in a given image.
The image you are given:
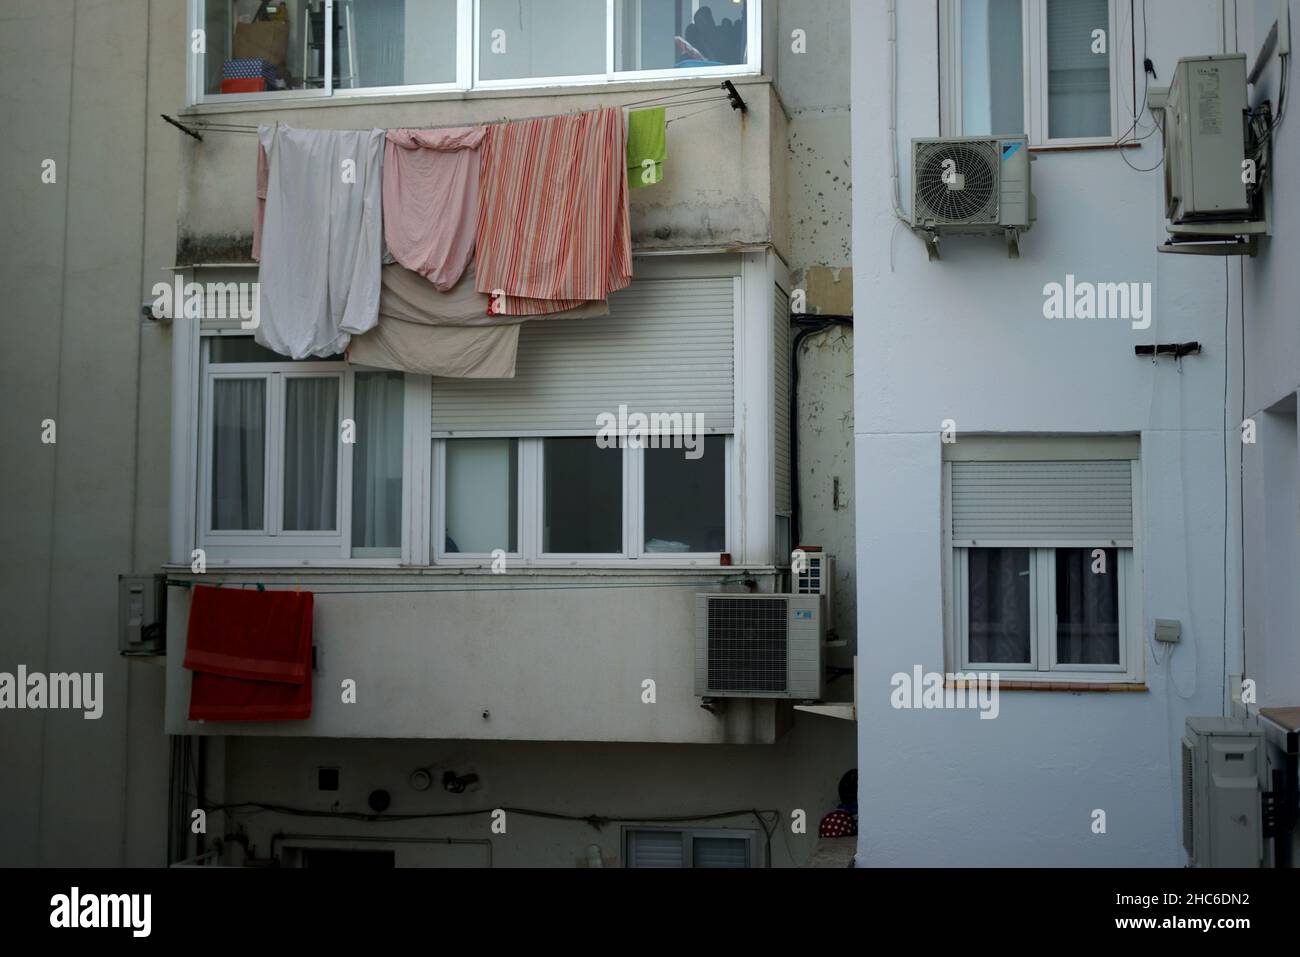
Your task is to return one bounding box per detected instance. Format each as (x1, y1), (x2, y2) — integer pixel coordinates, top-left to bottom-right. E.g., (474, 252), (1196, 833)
(1055, 548), (1120, 664)
(962, 0), (1024, 135)
(352, 372), (405, 552)
(967, 547), (1032, 663)
(1046, 0), (1110, 138)
(212, 379), (266, 530)
(283, 377), (339, 531)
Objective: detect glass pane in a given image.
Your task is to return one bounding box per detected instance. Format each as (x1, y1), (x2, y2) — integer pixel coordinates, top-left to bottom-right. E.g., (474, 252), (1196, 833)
(961, 0), (1024, 135)
(341, 0), (459, 89)
(444, 439), (519, 555)
(543, 438), (622, 554)
(352, 372), (405, 555)
(615, 0), (750, 72)
(283, 377), (339, 531)
(478, 0), (607, 81)
(692, 836), (749, 868)
(967, 548), (1032, 663)
(210, 337), (344, 364)
(1055, 548), (1120, 665)
(205, 0), (312, 97)
(1046, 0), (1111, 139)
(212, 379), (266, 530)
(644, 437), (725, 553)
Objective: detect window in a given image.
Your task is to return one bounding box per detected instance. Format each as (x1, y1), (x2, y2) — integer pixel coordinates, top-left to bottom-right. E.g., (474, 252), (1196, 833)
(199, 337), (407, 561)
(433, 437), (731, 564)
(623, 828), (760, 868)
(443, 438), (519, 555)
(945, 0), (1127, 145)
(945, 439), (1141, 681)
(190, 0), (761, 103)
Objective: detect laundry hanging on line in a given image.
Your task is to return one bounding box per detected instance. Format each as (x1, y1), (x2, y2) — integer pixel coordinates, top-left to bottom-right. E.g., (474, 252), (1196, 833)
(475, 107), (632, 317)
(256, 124), (385, 359)
(626, 108), (667, 188)
(347, 263), (610, 379)
(183, 584), (314, 722)
(383, 126), (486, 292)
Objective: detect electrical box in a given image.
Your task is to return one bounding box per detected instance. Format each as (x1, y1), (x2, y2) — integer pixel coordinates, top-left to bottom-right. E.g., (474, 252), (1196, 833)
(1182, 717), (1267, 868)
(118, 573), (166, 656)
(1164, 54), (1251, 223)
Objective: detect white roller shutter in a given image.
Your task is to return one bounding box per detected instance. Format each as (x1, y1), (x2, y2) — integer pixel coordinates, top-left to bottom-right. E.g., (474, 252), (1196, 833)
(951, 460), (1134, 546)
(625, 830), (685, 868)
(431, 278), (735, 436)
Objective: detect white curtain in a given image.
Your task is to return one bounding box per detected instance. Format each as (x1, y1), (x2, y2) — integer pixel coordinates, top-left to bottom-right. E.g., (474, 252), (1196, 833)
(962, 0), (1024, 136)
(445, 439), (518, 554)
(968, 547), (1032, 663)
(212, 379), (266, 531)
(352, 372), (405, 551)
(1055, 548), (1120, 664)
(1046, 0), (1110, 138)
(283, 377), (339, 531)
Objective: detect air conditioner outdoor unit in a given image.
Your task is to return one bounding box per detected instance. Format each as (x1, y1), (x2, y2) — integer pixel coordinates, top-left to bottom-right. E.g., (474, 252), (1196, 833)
(1157, 53), (1268, 254)
(1182, 716), (1267, 868)
(794, 548), (835, 633)
(1164, 54), (1251, 225)
(911, 135), (1034, 258)
(695, 594), (825, 701)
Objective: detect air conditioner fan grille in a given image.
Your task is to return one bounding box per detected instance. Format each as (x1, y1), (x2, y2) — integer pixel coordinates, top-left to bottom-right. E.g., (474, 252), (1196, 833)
(915, 141), (1000, 224)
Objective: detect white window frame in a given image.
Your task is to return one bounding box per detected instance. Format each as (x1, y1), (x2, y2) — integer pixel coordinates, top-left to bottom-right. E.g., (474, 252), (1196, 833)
(940, 0), (1134, 148)
(621, 826), (762, 868)
(197, 332), (422, 566)
(187, 0), (762, 106)
(432, 435), (734, 567)
(942, 456), (1144, 684)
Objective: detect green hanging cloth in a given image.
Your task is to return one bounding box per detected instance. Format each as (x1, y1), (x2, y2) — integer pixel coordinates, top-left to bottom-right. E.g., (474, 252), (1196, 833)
(626, 108), (667, 189)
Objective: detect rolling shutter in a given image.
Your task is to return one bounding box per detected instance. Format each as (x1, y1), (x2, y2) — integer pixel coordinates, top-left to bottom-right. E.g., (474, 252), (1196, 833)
(625, 830), (685, 868)
(431, 278), (735, 436)
(774, 286), (792, 515)
(950, 460), (1134, 546)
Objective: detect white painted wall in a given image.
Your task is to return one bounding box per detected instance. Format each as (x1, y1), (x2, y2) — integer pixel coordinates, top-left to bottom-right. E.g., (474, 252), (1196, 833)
(165, 571), (796, 745)
(1239, 0), (1300, 711)
(851, 0), (1237, 866)
(207, 721), (855, 867)
(0, 0), (184, 866)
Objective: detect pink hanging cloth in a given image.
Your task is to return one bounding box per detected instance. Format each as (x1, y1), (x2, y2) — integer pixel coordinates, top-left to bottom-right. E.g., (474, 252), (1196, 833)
(475, 107), (632, 317)
(383, 126), (488, 292)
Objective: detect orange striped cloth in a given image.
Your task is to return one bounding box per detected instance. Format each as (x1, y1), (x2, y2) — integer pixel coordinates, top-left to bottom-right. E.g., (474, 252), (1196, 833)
(475, 107), (632, 317)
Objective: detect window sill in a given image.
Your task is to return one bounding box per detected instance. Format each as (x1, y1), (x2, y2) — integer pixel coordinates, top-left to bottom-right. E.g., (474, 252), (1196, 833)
(180, 72), (769, 118)
(1029, 141), (1144, 154)
(946, 679), (1148, 693)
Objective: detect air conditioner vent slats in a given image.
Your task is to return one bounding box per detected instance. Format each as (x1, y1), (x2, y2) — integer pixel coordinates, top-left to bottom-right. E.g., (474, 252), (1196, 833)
(695, 594), (826, 700)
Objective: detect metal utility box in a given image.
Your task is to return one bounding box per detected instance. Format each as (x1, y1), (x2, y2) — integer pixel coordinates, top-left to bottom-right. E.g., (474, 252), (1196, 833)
(118, 573), (166, 656)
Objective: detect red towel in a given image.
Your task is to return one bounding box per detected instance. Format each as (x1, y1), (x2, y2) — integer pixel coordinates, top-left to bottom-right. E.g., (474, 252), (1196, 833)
(184, 585), (314, 721)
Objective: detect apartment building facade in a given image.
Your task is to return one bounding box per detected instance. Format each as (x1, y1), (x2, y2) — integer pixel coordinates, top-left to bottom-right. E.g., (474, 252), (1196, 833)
(2, 0), (858, 868)
(851, 0), (1298, 866)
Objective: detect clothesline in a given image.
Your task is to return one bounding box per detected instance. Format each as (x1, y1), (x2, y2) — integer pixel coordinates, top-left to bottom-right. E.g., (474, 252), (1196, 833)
(161, 81), (746, 140)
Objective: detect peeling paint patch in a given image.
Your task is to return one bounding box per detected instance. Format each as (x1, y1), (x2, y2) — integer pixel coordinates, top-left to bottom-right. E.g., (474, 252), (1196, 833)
(802, 265), (854, 315)
(176, 232), (255, 267)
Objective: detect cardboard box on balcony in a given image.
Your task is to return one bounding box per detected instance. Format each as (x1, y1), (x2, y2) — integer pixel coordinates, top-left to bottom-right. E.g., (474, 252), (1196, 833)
(233, 19), (288, 69)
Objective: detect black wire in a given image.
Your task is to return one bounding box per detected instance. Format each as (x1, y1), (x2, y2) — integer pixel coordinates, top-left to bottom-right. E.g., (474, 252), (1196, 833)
(205, 800), (780, 860)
